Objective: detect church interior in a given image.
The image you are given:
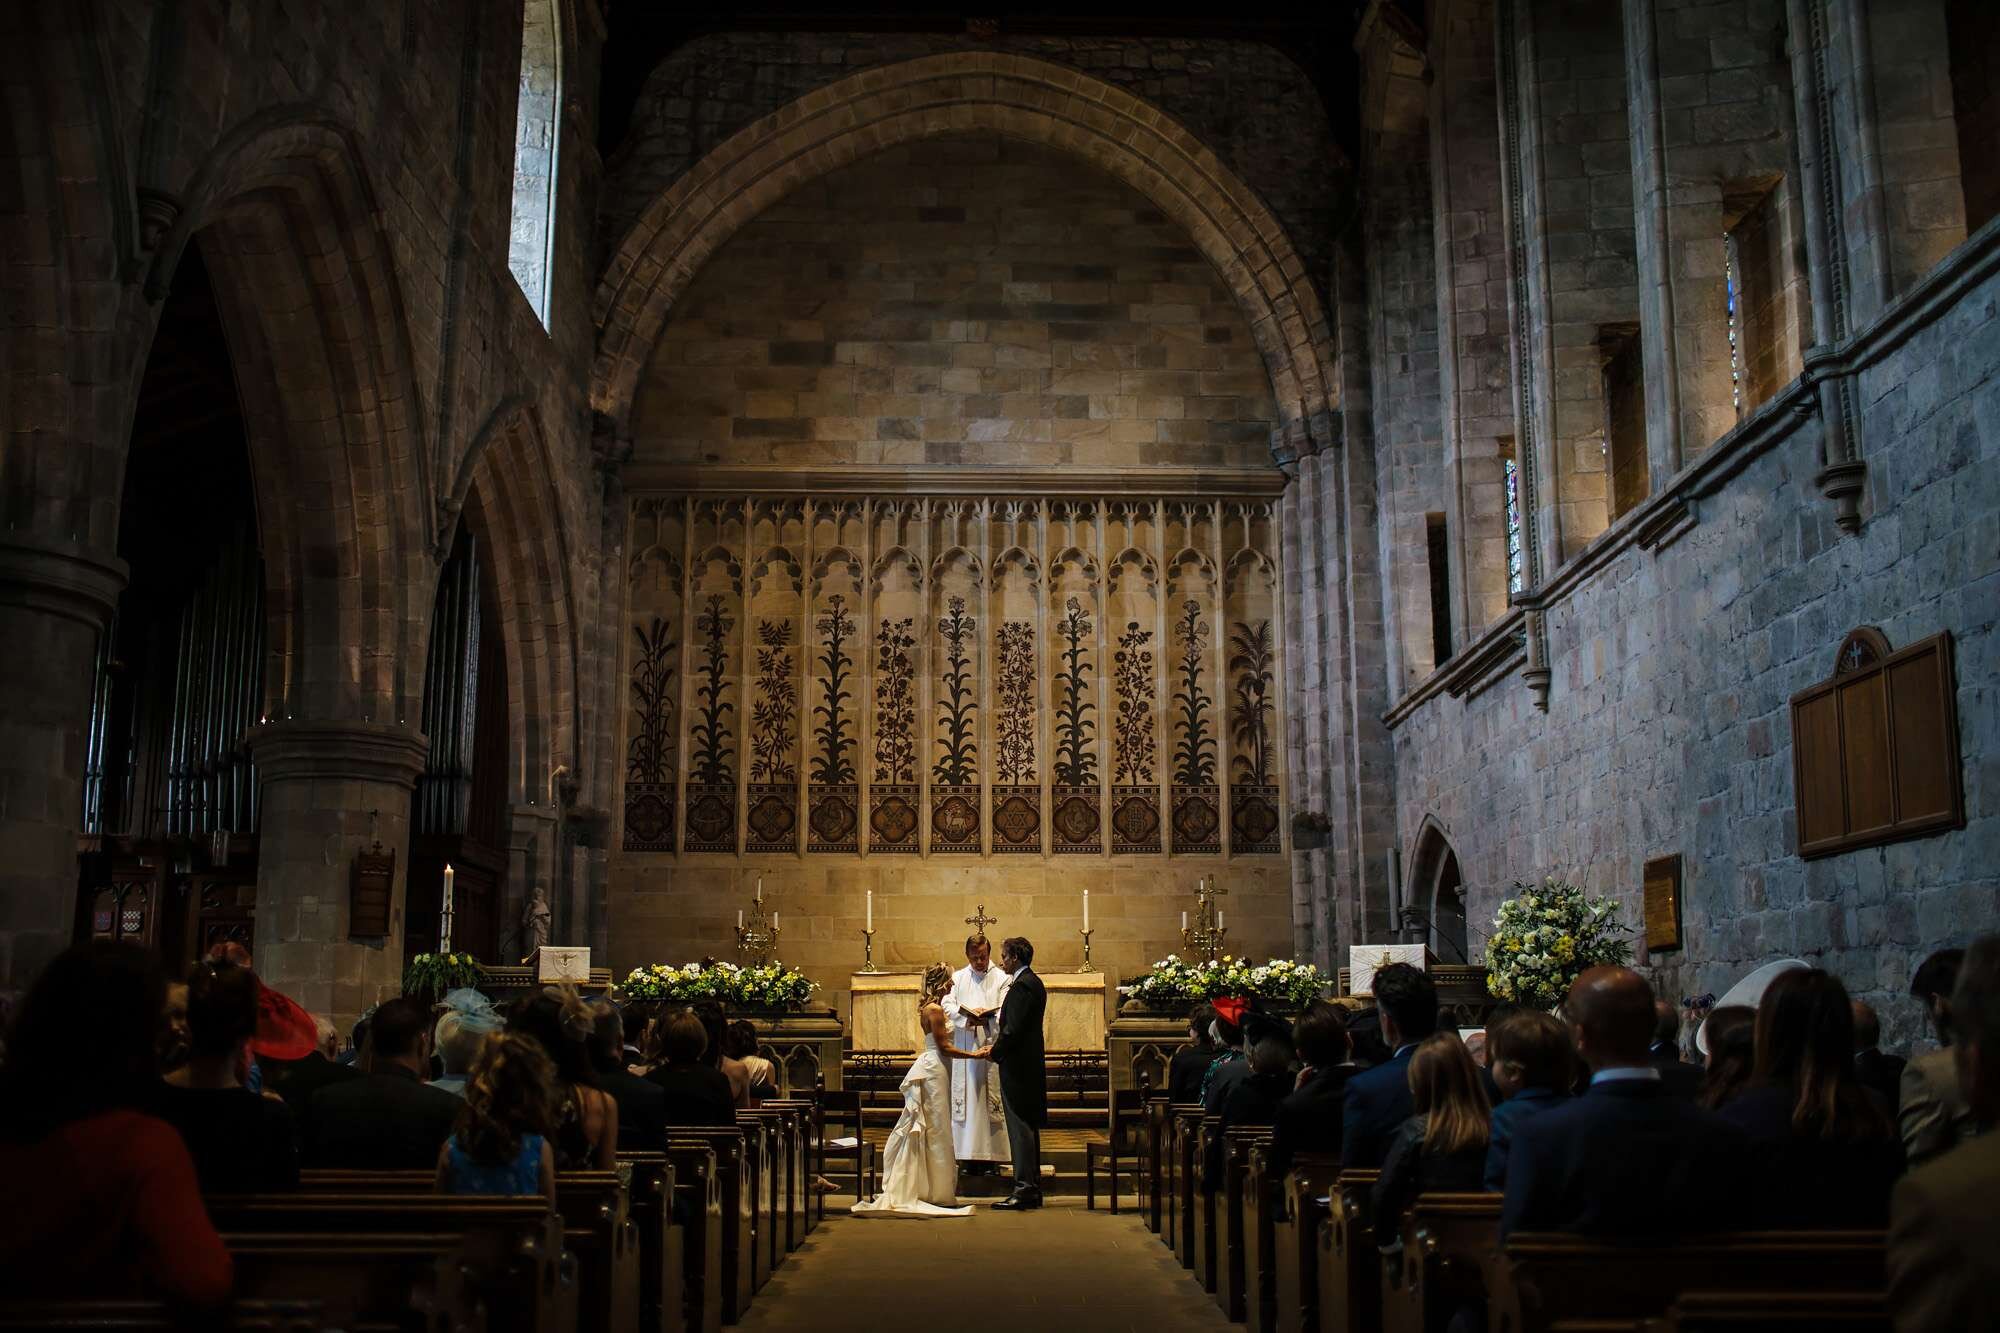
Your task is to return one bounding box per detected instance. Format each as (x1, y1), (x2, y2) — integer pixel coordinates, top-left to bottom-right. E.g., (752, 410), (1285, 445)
(0, 0), (1995, 1329)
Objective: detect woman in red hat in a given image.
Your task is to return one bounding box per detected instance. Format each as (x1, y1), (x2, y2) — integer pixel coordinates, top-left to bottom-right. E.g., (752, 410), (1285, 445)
(151, 957), (300, 1193)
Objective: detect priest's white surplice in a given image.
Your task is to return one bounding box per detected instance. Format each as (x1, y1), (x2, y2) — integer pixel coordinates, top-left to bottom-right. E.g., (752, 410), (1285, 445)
(942, 961), (1013, 1161)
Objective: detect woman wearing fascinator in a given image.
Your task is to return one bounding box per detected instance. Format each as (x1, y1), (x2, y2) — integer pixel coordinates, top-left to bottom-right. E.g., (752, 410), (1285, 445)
(510, 984), (619, 1169)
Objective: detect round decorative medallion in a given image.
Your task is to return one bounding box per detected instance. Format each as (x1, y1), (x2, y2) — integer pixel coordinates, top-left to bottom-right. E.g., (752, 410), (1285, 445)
(1112, 794), (1159, 845)
(1053, 794), (1100, 843)
(1233, 795), (1279, 847)
(809, 792), (857, 844)
(747, 791), (797, 845)
(993, 793), (1040, 845)
(625, 793), (673, 845)
(870, 794), (918, 844)
(933, 793), (979, 843)
(685, 792), (734, 845)
(1173, 794), (1219, 846)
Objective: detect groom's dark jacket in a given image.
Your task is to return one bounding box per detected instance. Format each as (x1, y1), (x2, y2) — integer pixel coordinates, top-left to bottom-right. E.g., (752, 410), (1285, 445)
(990, 966), (1048, 1128)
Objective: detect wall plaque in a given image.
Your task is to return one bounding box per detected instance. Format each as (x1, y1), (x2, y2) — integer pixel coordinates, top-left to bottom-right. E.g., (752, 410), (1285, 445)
(1643, 854), (1683, 953)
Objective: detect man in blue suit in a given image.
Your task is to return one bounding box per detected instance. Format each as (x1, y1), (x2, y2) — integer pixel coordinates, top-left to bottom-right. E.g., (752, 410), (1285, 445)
(1500, 966), (1749, 1238)
(1340, 962), (1438, 1168)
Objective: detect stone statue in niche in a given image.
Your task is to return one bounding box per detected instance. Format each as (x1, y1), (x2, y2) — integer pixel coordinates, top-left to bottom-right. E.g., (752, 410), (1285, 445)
(521, 885), (553, 959)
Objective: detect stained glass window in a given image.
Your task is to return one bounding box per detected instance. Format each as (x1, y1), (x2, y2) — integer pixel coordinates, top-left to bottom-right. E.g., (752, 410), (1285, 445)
(1725, 231), (1743, 417)
(1503, 447), (1525, 595)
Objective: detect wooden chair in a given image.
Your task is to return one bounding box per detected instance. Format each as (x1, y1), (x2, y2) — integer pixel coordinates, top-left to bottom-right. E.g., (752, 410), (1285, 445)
(1085, 1080), (1150, 1213)
(1488, 1231), (1888, 1333)
(1274, 1155), (1341, 1333)
(0, 1301), (330, 1331)
(1380, 1192), (1500, 1333)
(817, 1086), (875, 1201)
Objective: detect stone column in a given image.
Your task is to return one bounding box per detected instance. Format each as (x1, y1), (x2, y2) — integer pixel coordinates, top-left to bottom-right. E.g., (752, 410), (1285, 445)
(1624, 0), (1686, 484)
(0, 535), (127, 988)
(245, 720), (427, 1027)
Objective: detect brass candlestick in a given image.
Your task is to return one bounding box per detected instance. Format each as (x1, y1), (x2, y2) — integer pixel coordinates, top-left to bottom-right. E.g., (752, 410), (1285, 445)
(1078, 926), (1097, 972)
(1180, 877), (1229, 963)
(734, 893), (781, 964)
(859, 927), (878, 974)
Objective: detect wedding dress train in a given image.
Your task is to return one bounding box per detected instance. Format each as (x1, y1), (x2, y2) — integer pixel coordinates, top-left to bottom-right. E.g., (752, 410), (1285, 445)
(850, 1034), (971, 1218)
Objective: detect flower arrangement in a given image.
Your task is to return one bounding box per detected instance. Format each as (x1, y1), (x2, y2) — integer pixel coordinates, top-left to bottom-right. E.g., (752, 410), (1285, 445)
(618, 960), (819, 1009)
(1484, 878), (1634, 1005)
(403, 951), (484, 999)
(1121, 954), (1329, 1007)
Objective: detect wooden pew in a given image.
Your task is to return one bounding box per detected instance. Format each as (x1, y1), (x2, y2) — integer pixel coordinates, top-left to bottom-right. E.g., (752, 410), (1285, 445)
(1220, 1127), (1277, 1322)
(663, 1142), (725, 1333)
(1647, 1290), (1890, 1331)
(1193, 1115), (1224, 1293)
(556, 1171), (641, 1333)
(1171, 1107), (1204, 1266)
(620, 1152), (687, 1333)
(1274, 1155), (1341, 1333)
(667, 1127), (754, 1324)
(1143, 1095), (1175, 1234)
(204, 1195), (573, 1333)
(742, 1103), (804, 1258)
(1241, 1138), (1286, 1333)
(224, 1233), (483, 1333)
(761, 1098), (819, 1241)
(1487, 1231), (1887, 1333)
(731, 1115), (772, 1292)
(1315, 1169), (1380, 1333)
(1380, 1192), (1500, 1333)
(0, 1301), (330, 1330)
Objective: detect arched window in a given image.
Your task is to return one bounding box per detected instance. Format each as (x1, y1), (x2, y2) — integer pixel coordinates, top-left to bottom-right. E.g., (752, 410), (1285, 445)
(508, 0), (561, 327)
(1407, 817), (1469, 964)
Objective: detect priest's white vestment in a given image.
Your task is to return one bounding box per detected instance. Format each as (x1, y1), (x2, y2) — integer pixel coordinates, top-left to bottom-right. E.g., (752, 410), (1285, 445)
(942, 961), (1012, 1161)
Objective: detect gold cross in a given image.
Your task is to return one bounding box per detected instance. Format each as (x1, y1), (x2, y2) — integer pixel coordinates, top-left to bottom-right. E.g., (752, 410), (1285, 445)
(964, 903), (998, 938)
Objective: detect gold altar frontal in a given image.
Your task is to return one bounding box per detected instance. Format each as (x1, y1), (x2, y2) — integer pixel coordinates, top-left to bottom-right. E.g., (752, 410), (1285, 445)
(849, 970), (1108, 1053)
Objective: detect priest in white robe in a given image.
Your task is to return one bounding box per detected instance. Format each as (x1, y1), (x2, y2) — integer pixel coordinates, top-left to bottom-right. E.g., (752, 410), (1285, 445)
(942, 934), (1012, 1166)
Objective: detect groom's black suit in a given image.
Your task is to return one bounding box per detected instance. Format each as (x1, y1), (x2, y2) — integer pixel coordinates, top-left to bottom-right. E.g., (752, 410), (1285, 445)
(990, 965), (1047, 1198)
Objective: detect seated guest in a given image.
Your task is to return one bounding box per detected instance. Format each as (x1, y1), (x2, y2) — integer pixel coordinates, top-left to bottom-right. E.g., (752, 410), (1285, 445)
(1697, 1005), (1757, 1110)
(309, 996), (460, 1168)
(727, 1020), (779, 1101)
(694, 1001), (753, 1108)
(1168, 1003), (1220, 1104)
(1501, 966), (1748, 1238)
(1342, 963), (1439, 1168)
(1484, 1010), (1574, 1192)
(1900, 947), (1974, 1167)
(1889, 935), (2000, 1333)
(1372, 1032), (1490, 1246)
(0, 943), (232, 1306)
(1205, 1030), (1294, 1191)
(621, 1002), (653, 1069)
(1199, 1001), (1252, 1113)
(158, 980), (191, 1075)
(589, 1000), (667, 1151)
(151, 958), (298, 1193)
(1852, 999), (1906, 1109)
(261, 1013), (361, 1152)
(1269, 1001), (1358, 1178)
(647, 1008), (740, 1127)
(1720, 968), (1903, 1228)
(511, 986), (619, 1169)
(436, 1032), (557, 1204)
(429, 990), (504, 1098)
(1650, 997), (1704, 1098)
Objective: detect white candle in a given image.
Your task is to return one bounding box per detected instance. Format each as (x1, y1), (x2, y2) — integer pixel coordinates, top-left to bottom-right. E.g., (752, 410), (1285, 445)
(738, 909), (744, 929)
(1218, 911), (1225, 930)
(1083, 889), (1090, 931)
(756, 877), (763, 904)
(866, 890), (874, 931)
(1182, 911), (1189, 932)
(772, 912), (779, 930)
(441, 864), (455, 952)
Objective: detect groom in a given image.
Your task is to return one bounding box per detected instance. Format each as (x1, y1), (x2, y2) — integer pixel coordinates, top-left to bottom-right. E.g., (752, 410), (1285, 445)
(980, 935), (1047, 1210)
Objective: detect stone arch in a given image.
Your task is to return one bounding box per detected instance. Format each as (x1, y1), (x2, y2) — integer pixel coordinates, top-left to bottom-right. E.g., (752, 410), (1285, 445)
(593, 52), (1340, 458)
(1408, 814), (1468, 963)
(147, 109), (432, 724)
(447, 398), (580, 810)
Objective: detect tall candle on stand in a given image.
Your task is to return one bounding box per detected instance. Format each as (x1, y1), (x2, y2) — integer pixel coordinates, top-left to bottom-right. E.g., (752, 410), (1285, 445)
(1182, 911), (1189, 932)
(738, 909), (744, 929)
(440, 864), (455, 954)
(1082, 889), (1090, 932)
(866, 890), (873, 932)
(756, 877), (763, 904)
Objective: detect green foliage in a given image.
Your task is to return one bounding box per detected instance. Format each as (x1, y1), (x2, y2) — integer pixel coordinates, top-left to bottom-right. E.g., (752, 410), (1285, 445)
(619, 960), (819, 1008)
(1484, 878), (1635, 1006)
(1122, 954), (1328, 1006)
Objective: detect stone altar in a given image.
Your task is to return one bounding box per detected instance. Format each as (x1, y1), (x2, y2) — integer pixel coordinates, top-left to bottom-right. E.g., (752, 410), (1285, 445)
(850, 970), (1107, 1053)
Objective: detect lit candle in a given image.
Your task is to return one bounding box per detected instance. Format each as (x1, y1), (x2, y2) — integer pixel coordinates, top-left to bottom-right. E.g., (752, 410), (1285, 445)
(866, 890), (874, 932)
(440, 864), (455, 953)
(1083, 889), (1090, 932)
(738, 909), (745, 929)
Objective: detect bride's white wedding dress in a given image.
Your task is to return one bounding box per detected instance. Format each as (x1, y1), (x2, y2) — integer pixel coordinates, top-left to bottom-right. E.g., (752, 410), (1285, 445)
(850, 1023), (972, 1218)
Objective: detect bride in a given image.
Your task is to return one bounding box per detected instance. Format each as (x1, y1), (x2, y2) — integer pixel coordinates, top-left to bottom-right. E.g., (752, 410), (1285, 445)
(852, 963), (989, 1218)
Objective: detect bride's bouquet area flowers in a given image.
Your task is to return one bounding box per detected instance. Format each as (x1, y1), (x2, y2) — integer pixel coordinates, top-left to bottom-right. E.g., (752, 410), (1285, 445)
(1122, 954), (1329, 1007)
(618, 960), (819, 1009)
(1484, 878), (1634, 1005)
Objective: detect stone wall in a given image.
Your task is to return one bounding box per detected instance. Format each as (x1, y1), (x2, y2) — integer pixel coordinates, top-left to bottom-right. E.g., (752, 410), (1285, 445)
(1388, 235), (1999, 1051)
(602, 32), (1341, 304)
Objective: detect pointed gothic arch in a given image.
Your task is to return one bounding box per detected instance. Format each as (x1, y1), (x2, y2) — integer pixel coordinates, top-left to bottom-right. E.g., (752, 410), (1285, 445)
(1408, 815), (1469, 964)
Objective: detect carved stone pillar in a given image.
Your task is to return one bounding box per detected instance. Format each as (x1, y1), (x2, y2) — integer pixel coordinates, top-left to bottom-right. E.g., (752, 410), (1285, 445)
(245, 720), (427, 1027)
(0, 535), (127, 988)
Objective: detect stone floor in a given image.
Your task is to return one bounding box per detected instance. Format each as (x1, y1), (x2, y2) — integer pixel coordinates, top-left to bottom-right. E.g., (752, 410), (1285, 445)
(735, 1198), (1237, 1332)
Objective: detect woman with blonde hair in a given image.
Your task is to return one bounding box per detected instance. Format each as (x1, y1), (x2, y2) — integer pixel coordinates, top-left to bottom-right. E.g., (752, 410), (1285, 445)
(852, 963), (991, 1218)
(434, 1032), (557, 1203)
(1372, 1032), (1493, 1243)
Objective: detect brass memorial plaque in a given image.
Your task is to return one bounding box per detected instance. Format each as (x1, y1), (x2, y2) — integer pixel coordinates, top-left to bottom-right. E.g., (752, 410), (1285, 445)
(1643, 854), (1683, 953)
